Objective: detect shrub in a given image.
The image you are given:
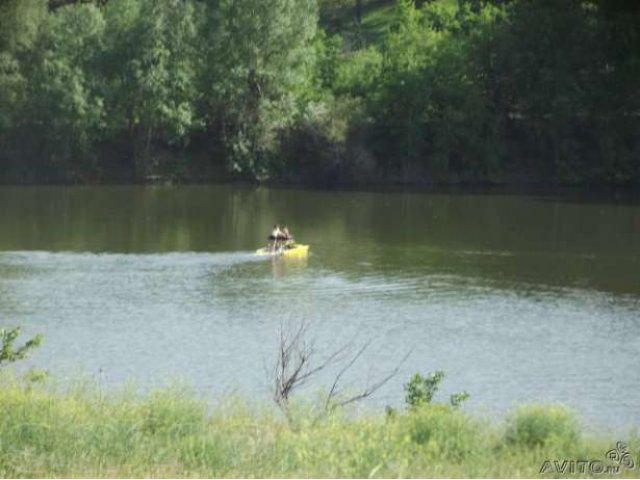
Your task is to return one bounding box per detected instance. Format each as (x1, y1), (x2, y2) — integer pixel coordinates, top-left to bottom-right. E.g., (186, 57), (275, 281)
(402, 403), (481, 460)
(404, 371), (469, 408)
(0, 327), (42, 368)
(504, 404), (580, 449)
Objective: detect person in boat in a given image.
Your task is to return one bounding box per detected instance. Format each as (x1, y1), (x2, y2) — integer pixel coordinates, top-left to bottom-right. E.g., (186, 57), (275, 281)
(282, 226), (294, 247)
(268, 224), (286, 251)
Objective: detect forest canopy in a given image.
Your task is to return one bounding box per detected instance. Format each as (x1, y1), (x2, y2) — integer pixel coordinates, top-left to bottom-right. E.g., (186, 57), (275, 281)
(0, 0), (638, 185)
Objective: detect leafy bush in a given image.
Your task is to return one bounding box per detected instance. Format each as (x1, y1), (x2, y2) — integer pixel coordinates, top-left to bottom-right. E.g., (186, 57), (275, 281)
(405, 371), (444, 407)
(402, 403), (481, 460)
(334, 46), (383, 97)
(504, 404), (580, 449)
(404, 371), (469, 408)
(0, 327), (42, 368)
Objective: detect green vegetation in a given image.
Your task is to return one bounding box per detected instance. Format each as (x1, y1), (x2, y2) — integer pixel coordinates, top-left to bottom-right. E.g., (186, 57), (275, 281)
(0, 327), (42, 368)
(0, 0), (638, 186)
(0, 331), (634, 477)
(404, 370), (470, 408)
(505, 404), (580, 449)
(0, 375), (636, 478)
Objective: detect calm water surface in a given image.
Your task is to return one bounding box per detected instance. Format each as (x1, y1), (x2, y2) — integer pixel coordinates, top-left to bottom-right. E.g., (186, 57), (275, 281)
(1, 185), (639, 431)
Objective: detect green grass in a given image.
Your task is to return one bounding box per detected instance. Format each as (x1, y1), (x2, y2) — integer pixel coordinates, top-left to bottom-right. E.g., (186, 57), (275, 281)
(0, 376), (636, 478)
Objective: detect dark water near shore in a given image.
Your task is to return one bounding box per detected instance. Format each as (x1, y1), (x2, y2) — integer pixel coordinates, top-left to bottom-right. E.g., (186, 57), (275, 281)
(0, 185), (639, 431)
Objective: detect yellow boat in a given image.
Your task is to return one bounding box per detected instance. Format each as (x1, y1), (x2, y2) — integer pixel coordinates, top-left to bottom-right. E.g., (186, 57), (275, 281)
(256, 243), (310, 258)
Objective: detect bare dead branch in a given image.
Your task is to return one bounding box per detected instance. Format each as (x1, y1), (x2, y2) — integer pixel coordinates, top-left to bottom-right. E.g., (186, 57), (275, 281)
(332, 349), (411, 408)
(274, 320), (315, 409)
(273, 321), (411, 420)
(294, 340), (352, 385)
(336, 349), (411, 407)
(274, 320), (356, 409)
(324, 339), (372, 410)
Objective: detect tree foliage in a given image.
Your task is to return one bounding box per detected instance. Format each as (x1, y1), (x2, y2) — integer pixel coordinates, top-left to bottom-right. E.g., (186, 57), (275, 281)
(200, 0), (318, 177)
(22, 4), (105, 173)
(101, 0), (199, 177)
(404, 371), (470, 408)
(0, 327), (43, 368)
(0, 0), (638, 185)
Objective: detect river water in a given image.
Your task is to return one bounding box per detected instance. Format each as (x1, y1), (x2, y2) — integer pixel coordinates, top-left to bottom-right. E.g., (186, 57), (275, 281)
(0, 185), (638, 432)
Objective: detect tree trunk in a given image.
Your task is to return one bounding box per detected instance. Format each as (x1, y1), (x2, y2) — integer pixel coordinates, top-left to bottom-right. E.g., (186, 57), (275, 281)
(355, 0), (362, 26)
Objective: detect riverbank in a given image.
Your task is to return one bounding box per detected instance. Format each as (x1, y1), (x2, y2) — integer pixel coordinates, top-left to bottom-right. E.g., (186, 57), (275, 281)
(0, 377), (636, 478)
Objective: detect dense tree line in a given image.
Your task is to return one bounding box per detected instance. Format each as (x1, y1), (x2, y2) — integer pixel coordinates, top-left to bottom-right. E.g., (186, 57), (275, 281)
(0, 0), (638, 185)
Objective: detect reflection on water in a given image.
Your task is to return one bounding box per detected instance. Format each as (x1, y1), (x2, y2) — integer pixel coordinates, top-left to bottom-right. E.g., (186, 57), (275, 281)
(0, 185), (639, 432)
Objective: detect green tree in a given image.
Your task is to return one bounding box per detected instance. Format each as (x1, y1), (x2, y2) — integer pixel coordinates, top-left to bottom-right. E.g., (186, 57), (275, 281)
(19, 3), (106, 177)
(102, 0), (199, 178)
(0, 0), (46, 173)
(0, 0), (46, 54)
(371, 0), (504, 181)
(0, 50), (24, 133)
(477, 0), (640, 184)
(200, 0), (318, 178)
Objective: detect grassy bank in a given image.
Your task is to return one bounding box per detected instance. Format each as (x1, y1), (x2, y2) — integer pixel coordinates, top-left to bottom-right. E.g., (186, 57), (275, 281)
(0, 378), (636, 478)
